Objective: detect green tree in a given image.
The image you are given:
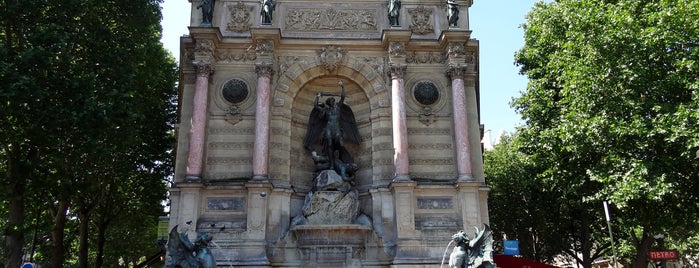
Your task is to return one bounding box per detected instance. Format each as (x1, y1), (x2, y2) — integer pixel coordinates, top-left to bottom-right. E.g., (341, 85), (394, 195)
(514, 1), (699, 267)
(485, 133), (611, 267)
(0, 0), (177, 267)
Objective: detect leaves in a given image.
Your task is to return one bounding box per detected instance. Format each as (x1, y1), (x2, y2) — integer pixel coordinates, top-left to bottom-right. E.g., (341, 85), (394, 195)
(1, 0), (177, 266)
(510, 0), (699, 266)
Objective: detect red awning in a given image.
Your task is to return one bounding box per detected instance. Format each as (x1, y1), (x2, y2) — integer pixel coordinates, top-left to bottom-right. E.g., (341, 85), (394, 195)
(494, 255), (561, 268)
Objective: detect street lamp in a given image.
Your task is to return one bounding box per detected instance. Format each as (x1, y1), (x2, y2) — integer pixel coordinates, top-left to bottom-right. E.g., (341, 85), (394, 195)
(604, 201), (619, 268)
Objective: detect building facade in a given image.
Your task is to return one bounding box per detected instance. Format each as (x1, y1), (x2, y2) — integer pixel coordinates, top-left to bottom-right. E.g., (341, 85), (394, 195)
(168, 0), (488, 266)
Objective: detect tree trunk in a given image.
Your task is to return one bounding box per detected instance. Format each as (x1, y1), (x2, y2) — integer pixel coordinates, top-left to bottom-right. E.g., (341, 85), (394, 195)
(631, 231), (653, 268)
(3, 149), (26, 268)
(94, 218), (108, 268)
(51, 200), (70, 268)
(4, 161), (26, 268)
(579, 209), (593, 268)
(78, 211), (90, 268)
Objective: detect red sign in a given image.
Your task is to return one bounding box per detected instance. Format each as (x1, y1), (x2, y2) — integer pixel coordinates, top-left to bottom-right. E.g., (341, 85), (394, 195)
(649, 250), (678, 259)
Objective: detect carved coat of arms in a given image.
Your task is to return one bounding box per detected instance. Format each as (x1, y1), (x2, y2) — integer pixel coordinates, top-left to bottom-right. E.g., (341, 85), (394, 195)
(318, 45), (345, 72)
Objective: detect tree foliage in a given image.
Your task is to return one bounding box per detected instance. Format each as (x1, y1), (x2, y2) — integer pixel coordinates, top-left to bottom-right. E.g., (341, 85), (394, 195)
(512, 0), (699, 267)
(0, 0), (177, 267)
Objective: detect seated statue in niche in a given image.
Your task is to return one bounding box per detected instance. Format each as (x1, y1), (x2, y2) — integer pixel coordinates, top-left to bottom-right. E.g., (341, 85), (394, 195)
(304, 80), (361, 182)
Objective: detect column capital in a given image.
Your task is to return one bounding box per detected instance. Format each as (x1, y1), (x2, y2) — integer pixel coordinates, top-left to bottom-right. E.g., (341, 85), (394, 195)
(193, 59), (214, 77)
(389, 63), (407, 79)
(255, 63), (274, 78)
(446, 64), (467, 80)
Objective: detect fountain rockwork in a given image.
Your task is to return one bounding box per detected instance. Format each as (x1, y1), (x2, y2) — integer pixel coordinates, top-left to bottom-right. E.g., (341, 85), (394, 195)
(168, 0), (489, 267)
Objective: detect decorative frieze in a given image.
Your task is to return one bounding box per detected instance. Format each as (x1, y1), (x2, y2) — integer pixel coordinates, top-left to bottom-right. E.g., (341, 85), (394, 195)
(405, 51), (446, 64)
(284, 8), (377, 31)
(215, 49), (257, 62)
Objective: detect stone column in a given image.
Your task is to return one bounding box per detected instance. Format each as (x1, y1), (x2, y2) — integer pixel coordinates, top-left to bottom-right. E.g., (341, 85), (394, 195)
(252, 63), (273, 181)
(185, 59), (214, 180)
(386, 39), (411, 182)
(447, 64), (473, 181)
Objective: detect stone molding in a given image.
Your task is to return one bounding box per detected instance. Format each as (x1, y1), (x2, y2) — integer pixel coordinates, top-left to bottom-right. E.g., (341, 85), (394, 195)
(408, 6), (434, 35)
(226, 2), (253, 33)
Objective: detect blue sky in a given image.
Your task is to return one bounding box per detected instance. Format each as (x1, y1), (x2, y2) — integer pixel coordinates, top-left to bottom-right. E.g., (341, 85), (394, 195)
(160, 0), (539, 141)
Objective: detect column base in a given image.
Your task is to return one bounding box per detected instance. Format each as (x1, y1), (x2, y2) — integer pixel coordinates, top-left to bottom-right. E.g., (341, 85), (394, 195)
(457, 174), (474, 181)
(392, 174), (411, 182)
(251, 175), (269, 182)
(184, 175), (201, 182)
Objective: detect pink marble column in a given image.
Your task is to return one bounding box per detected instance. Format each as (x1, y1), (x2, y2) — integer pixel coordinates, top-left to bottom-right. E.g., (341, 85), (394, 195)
(252, 64), (273, 181)
(186, 60), (214, 180)
(390, 64), (411, 181)
(448, 65), (473, 181)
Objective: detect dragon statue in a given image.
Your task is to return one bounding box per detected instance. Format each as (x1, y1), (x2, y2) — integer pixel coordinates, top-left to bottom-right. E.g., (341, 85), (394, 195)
(448, 224), (495, 268)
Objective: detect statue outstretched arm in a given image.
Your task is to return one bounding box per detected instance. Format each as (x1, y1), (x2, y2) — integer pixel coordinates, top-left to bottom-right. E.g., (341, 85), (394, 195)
(314, 92), (321, 108)
(338, 80), (346, 104)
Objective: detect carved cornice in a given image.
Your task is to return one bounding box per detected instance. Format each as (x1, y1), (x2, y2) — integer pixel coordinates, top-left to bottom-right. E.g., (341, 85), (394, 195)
(406, 51), (446, 64)
(215, 49), (257, 62)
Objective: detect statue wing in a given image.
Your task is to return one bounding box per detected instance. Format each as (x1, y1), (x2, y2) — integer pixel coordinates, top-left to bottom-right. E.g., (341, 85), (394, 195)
(303, 105), (326, 150)
(468, 224), (494, 267)
(167, 225), (196, 267)
(340, 103), (361, 144)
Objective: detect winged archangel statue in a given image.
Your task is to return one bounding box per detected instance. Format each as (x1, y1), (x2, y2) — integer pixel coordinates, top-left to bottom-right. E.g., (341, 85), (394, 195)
(303, 80), (361, 181)
(448, 224), (496, 268)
